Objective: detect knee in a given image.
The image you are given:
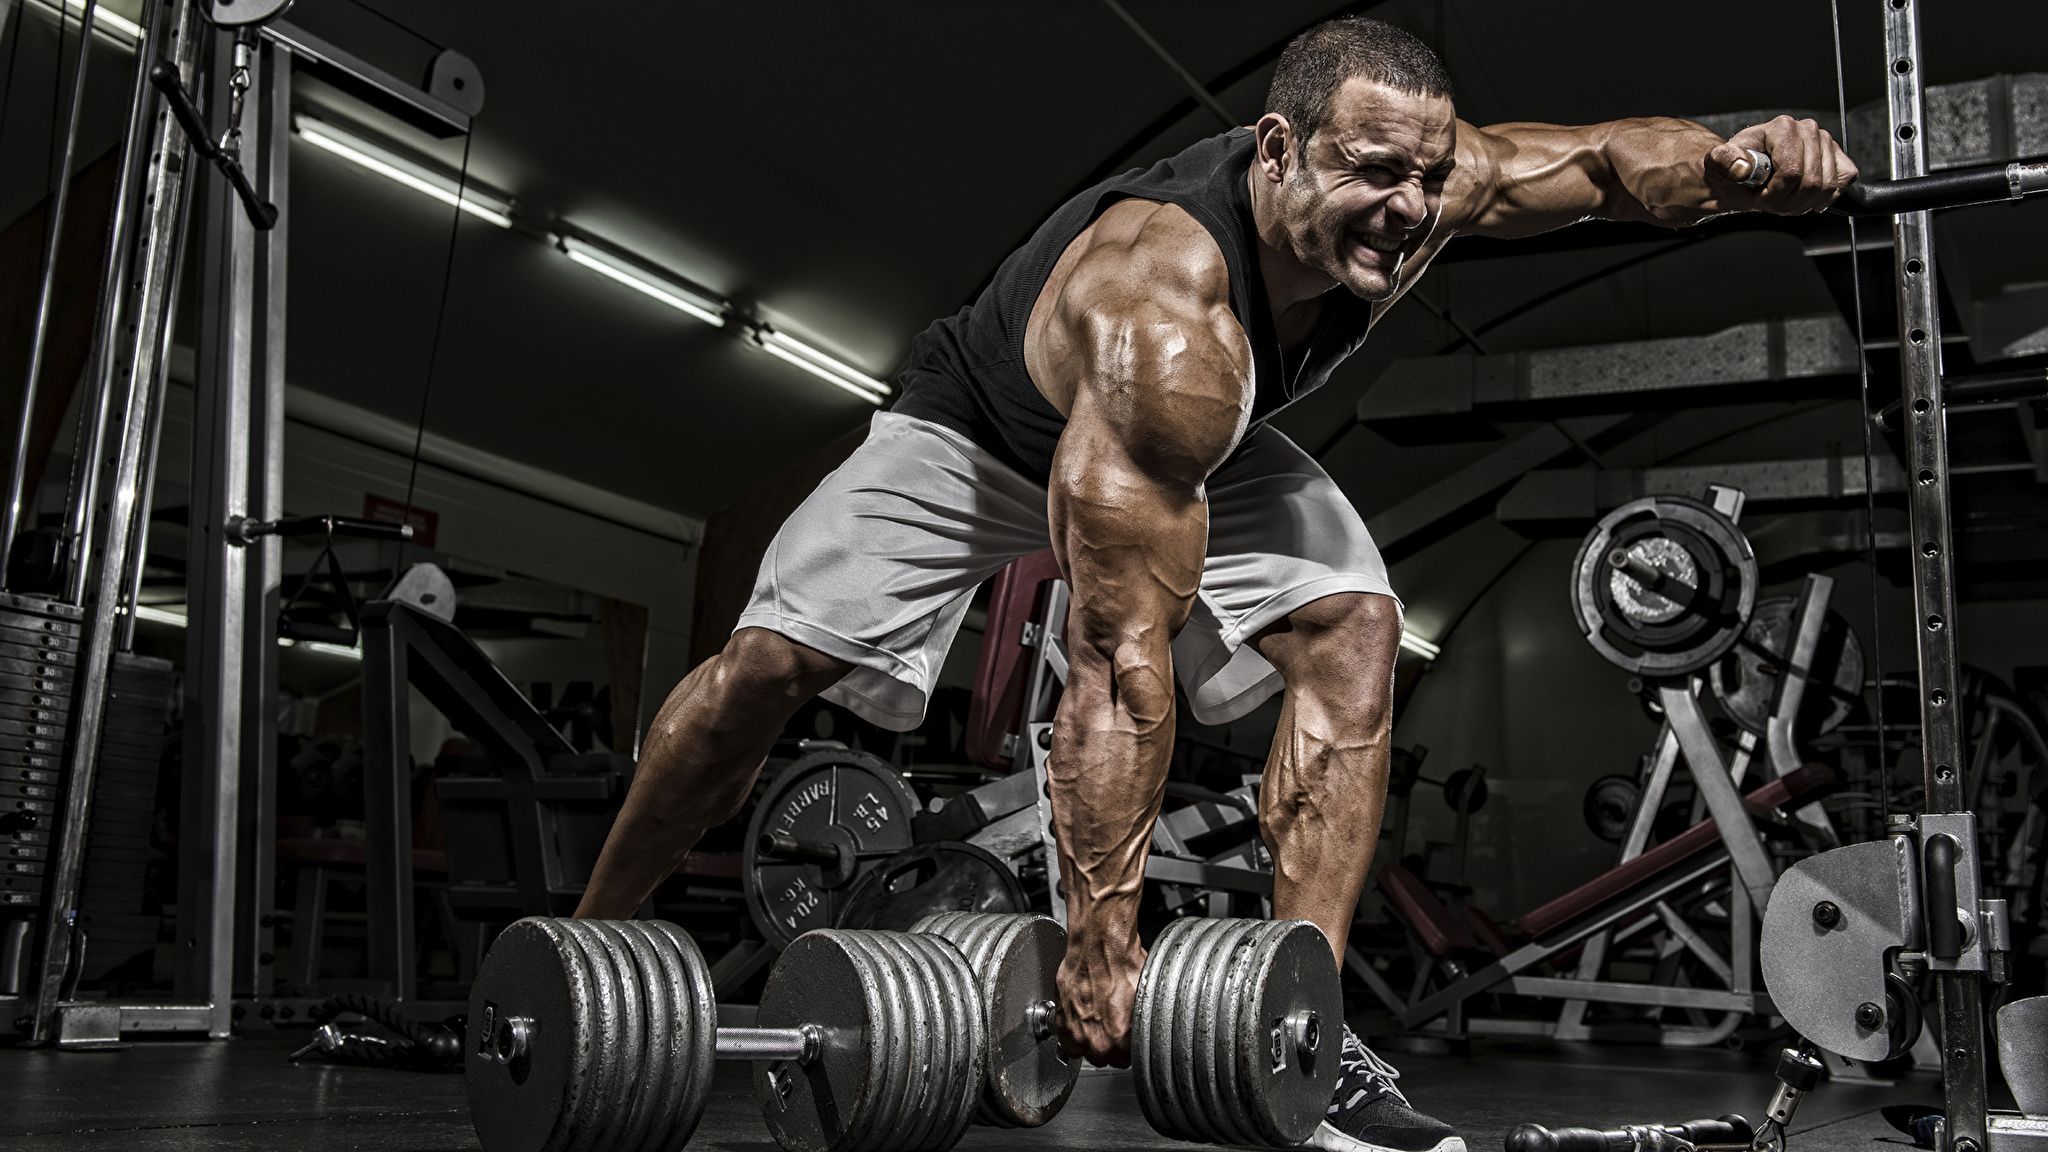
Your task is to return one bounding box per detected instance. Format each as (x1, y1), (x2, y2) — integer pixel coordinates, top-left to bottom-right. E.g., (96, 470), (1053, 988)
(720, 627), (847, 700)
(649, 629), (843, 752)
(1274, 593), (1399, 731)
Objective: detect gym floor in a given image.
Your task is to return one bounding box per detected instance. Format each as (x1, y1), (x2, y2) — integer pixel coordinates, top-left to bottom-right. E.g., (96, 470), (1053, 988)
(2, 1026), (1931, 1152)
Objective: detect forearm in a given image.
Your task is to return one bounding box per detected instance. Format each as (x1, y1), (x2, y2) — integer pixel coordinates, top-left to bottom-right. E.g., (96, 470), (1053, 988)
(1595, 116), (1738, 227)
(1047, 651), (1175, 957)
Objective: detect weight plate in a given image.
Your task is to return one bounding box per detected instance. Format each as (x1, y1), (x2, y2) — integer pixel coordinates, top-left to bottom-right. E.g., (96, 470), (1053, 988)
(1570, 495), (1756, 678)
(0, 592), (82, 621)
(756, 929), (983, 1152)
(0, 661), (74, 686)
(0, 750), (59, 773)
(0, 734), (65, 757)
(0, 689), (69, 713)
(755, 930), (889, 1152)
(4, 843), (50, 862)
(0, 708), (67, 733)
(559, 921), (638, 1152)
(630, 921), (718, 1152)
(0, 610), (81, 638)
(877, 931), (983, 1152)
(0, 629), (80, 663)
(5, 826), (50, 846)
(0, 717), (67, 741)
(465, 917), (605, 1152)
(913, 912), (1075, 1128)
(1710, 596), (1865, 738)
(1133, 918), (1341, 1147)
(836, 842), (1028, 933)
(743, 749), (922, 948)
(5, 858), (45, 876)
(0, 780), (59, 804)
(1582, 775), (1642, 844)
(0, 764), (58, 786)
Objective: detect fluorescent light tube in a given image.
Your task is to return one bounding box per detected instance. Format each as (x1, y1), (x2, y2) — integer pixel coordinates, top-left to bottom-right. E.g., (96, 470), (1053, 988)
(131, 605), (362, 660)
(756, 328), (889, 405)
(295, 116), (514, 228)
(131, 604), (187, 627)
(1399, 631), (1442, 661)
(34, 0), (142, 45)
(557, 237), (726, 328)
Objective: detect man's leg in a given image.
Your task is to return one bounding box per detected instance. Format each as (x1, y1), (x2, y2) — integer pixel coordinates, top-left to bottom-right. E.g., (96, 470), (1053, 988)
(1248, 590), (1401, 964)
(574, 627), (852, 919)
(1250, 591), (1462, 1152)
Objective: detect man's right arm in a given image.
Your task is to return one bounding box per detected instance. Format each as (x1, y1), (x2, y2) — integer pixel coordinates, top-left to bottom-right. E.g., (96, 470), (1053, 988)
(1028, 200), (1253, 1066)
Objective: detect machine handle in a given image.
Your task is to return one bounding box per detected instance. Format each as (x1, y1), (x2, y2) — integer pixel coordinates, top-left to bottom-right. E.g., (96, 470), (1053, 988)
(238, 514), (414, 542)
(1507, 1118), (1753, 1152)
(148, 62), (279, 231)
(1923, 833), (1961, 960)
(1830, 160), (2048, 216)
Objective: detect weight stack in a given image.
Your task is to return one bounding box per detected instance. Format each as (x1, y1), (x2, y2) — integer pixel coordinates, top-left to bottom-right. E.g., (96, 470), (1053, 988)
(0, 592), (85, 914)
(76, 653), (174, 982)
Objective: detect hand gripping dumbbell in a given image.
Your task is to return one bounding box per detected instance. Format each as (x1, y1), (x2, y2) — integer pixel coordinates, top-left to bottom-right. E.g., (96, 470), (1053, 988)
(464, 917), (986, 1152)
(911, 911), (1340, 1145)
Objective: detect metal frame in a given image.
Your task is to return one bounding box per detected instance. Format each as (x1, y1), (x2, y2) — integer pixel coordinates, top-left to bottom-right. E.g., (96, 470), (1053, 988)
(1885, 3), (1988, 1146)
(8, 4), (482, 1041)
(25, 0), (204, 1044)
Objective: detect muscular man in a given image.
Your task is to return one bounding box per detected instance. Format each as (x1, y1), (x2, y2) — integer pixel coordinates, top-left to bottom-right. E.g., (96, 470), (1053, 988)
(578, 18), (1854, 1152)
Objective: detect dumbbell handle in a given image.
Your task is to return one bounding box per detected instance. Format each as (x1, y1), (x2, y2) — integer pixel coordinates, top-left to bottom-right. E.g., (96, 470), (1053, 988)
(717, 1025), (823, 1063)
(1507, 1117), (1753, 1152)
(485, 1016), (824, 1068)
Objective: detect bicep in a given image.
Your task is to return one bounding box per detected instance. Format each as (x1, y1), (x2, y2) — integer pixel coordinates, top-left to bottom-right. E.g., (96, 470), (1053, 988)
(1440, 119), (1617, 239)
(1045, 289), (1250, 637)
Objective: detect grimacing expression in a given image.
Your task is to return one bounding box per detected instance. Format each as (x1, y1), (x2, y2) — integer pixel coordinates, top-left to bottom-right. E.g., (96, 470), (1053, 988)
(1276, 78), (1456, 301)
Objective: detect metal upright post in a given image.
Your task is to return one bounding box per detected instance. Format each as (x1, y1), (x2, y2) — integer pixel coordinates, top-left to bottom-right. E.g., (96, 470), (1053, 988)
(28, 0), (206, 1042)
(1882, 3), (1986, 1147)
(360, 616), (417, 1000)
(2, 0), (99, 584)
(63, 0), (164, 604)
(175, 27), (259, 1039)
(233, 36), (290, 1002)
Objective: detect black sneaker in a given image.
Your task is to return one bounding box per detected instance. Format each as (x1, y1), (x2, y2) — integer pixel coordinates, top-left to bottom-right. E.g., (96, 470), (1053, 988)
(1310, 1027), (1465, 1152)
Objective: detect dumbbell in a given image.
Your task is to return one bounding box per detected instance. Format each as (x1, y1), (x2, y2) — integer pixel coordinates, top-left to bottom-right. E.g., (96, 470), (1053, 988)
(912, 911), (1340, 1145)
(465, 917), (986, 1152)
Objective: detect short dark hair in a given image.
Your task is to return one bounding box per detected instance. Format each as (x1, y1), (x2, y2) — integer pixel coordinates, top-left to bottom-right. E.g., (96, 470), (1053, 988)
(1265, 17), (1454, 158)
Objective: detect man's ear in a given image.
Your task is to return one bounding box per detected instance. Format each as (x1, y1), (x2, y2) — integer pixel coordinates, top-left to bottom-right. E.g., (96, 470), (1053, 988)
(1251, 113), (1297, 184)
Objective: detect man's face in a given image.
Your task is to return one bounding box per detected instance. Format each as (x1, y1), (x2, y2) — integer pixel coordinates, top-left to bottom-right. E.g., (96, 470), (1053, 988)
(1269, 78), (1456, 301)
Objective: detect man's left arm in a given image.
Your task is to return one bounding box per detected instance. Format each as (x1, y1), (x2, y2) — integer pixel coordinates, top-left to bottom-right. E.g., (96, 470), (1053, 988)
(1439, 114), (1858, 239)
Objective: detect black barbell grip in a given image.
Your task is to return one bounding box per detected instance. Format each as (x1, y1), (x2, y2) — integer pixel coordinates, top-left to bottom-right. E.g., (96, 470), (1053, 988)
(148, 61), (278, 231)
(1507, 1118), (1753, 1152)
(1829, 160), (2048, 217)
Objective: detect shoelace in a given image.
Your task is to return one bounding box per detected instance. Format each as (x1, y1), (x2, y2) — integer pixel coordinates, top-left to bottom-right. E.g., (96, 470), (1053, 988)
(1330, 1031), (1411, 1112)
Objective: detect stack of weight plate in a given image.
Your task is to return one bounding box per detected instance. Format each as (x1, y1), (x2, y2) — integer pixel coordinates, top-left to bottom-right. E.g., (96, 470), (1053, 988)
(76, 653), (174, 981)
(0, 592), (83, 913)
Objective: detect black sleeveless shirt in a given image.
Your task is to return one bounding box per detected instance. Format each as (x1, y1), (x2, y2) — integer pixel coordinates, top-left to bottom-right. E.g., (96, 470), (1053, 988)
(890, 128), (1376, 484)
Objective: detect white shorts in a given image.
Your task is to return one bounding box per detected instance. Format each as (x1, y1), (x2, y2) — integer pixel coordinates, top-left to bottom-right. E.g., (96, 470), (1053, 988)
(736, 411), (1398, 730)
